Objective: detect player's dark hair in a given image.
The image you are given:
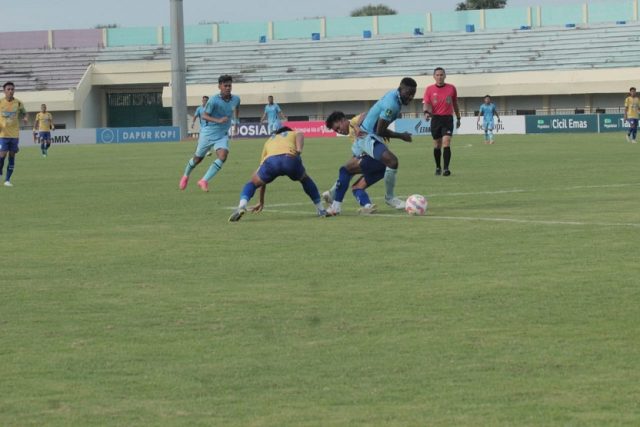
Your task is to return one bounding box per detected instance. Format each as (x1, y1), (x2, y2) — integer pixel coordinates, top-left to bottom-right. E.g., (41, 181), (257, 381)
(218, 74), (233, 84)
(274, 126), (293, 134)
(433, 67), (445, 74)
(400, 77), (417, 88)
(325, 111), (346, 129)
(484, 94), (491, 98)
(3, 81), (15, 89)
(631, 87), (637, 91)
(202, 95), (209, 99)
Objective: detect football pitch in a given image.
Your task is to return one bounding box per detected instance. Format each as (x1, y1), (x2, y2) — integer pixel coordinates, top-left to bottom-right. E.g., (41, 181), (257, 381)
(2, 133), (639, 426)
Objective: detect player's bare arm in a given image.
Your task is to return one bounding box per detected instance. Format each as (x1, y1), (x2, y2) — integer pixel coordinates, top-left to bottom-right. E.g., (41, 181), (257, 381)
(376, 118), (412, 142)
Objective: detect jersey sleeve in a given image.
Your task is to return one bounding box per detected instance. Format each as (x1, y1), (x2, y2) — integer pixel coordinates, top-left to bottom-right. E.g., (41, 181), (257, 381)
(204, 99), (215, 116)
(379, 99), (399, 122)
(422, 87), (431, 105)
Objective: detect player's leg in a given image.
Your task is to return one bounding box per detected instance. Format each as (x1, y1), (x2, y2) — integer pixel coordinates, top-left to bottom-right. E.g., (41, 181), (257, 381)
(631, 120), (638, 143)
(326, 157), (361, 215)
(199, 137), (230, 191)
(282, 155), (327, 216)
(45, 134), (52, 153)
(0, 141), (7, 177)
(376, 146), (404, 209)
(433, 138), (443, 175)
(442, 116), (454, 176)
(39, 133), (46, 156)
(230, 173), (266, 222)
(323, 151), (362, 204)
(482, 123), (489, 143)
(4, 144), (18, 186)
(180, 132), (210, 189)
(442, 135), (452, 176)
(486, 122), (494, 144)
(42, 133), (51, 156)
(297, 172), (327, 216)
(431, 116), (443, 175)
(352, 156), (386, 214)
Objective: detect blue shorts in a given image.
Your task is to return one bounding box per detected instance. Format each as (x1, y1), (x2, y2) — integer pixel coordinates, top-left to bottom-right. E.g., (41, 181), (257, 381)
(352, 134), (388, 160)
(267, 121), (281, 134)
(0, 138), (19, 153)
(628, 118), (638, 128)
(482, 121), (494, 131)
(39, 131), (52, 141)
(195, 133), (229, 158)
(257, 154), (305, 183)
(359, 155), (386, 187)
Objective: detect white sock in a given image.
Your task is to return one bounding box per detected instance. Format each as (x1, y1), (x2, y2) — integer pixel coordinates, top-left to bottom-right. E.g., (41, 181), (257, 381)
(239, 199), (248, 209)
(331, 201), (342, 211)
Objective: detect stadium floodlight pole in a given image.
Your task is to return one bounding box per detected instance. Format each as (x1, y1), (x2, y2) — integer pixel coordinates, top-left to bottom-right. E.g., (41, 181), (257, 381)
(170, 0), (188, 140)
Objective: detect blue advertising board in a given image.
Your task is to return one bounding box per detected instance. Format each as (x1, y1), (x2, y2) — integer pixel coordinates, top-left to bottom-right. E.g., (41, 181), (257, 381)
(525, 115), (598, 133)
(393, 118), (431, 135)
(96, 126), (180, 143)
(598, 114), (627, 132)
(234, 123), (271, 138)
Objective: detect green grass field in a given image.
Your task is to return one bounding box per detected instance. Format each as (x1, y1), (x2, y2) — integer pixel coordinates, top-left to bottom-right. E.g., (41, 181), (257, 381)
(2, 133), (639, 426)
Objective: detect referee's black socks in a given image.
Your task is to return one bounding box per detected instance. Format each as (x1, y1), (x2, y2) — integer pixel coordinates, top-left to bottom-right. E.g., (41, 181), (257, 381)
(433, 148), (442, 169)
(443, 147), (451, 170)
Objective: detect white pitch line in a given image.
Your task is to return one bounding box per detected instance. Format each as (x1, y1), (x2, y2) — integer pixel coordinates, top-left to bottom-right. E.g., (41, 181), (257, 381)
(239, 208), (640, 228)
(224, 182), (640, 209)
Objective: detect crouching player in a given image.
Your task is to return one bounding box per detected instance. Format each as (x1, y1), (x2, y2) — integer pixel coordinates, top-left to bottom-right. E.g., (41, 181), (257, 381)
(228, 126), (327, 222)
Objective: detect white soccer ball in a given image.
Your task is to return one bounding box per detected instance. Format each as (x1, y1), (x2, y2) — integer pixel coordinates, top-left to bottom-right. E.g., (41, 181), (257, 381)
(405, 194), (428, 216)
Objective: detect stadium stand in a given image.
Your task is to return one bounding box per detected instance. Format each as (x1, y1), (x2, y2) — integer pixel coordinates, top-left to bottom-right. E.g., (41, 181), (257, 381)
(3, 21), (639, 92)
(94, 22), (640, 83)
(0, 48), (99, 91)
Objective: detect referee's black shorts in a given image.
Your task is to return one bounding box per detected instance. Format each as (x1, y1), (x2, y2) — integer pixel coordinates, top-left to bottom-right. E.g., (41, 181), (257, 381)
(430, 115), (454, 140)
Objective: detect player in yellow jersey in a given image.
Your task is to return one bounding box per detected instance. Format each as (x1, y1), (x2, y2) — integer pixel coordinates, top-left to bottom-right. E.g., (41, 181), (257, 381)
(35, 104), (55, 157)
(624, 87), (638, 143)
(0, 82), (28, 187)
(228, 126), (328, 221)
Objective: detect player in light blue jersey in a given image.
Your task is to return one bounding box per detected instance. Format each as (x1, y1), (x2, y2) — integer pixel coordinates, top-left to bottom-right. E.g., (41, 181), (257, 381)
(191, 95), (209, 131)
(477, 95), (500, 144)
(261, 96), (286, 134)
(324, 77), (416, 216)
(180, 75), (240, 192)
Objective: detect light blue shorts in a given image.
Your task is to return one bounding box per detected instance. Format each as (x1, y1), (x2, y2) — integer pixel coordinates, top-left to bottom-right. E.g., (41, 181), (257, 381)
(482, 121), (495, 131)
(268, 121), (281, 134)
(351, 134), (386, 160)
(195, 133), (229, 158)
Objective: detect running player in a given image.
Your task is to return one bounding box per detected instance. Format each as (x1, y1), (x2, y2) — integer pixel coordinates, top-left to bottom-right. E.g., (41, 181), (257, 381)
(324, 77), (416, 216)
(179, 75), (240, 192)
(191, 95), (209, 132)
(261, 95), (286, 134)
(624, 87), (638, 143)
(423, 67), (461, 176)
(35, 104), (54, 157)
(228, 126), (327, 221)
(477, 95), (500, 144)
(0, 82), (28, 187)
